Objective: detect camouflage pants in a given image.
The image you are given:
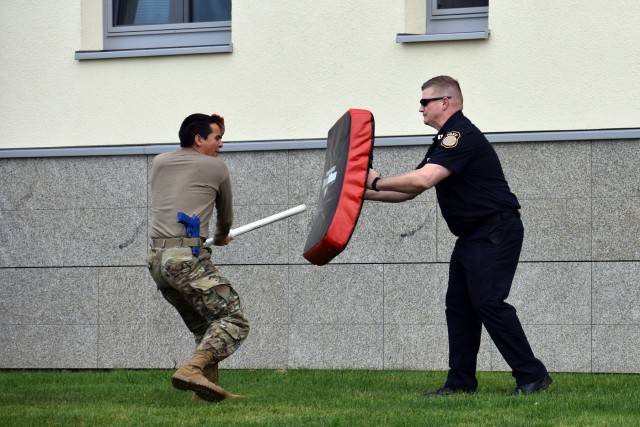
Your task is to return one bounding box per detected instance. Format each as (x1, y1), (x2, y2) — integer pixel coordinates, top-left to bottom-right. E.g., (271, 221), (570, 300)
(147, 246), (250, 362)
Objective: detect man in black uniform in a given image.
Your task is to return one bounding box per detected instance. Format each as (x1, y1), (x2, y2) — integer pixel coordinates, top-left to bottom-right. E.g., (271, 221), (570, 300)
(365, 76), (552, 396)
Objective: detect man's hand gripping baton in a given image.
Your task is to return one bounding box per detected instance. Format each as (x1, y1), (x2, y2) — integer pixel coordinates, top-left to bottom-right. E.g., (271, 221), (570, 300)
(203, 204), (307, 247)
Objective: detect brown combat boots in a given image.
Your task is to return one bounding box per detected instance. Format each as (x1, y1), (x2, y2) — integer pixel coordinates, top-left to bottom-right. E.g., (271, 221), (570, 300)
(191, 361), (243, 401)
(202, 362), (219, 384)
(171, 350), (229, 402)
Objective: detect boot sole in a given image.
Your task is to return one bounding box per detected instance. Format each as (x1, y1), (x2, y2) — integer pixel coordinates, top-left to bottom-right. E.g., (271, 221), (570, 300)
(193, 391), (244, 401)
(171, 373), (227, 402)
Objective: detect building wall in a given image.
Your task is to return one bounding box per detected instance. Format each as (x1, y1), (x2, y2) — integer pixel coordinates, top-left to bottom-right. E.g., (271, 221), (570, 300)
(1, 139), (639, 373)
(1, 1), (640, 150)
(1, 0), (638, 374)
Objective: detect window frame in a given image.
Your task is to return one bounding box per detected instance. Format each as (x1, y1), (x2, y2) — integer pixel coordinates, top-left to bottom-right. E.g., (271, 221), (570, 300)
(397, 0), (489, 43)
(106, 0), (231, 36)
(75, 0), (232, 60)
(430, 0), (488, 18)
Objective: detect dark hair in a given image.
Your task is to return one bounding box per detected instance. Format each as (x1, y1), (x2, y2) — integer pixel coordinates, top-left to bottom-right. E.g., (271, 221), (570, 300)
(178, 113), (225, 148)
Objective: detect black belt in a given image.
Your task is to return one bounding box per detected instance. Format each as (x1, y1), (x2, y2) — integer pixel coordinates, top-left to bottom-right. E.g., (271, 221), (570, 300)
(474, 209), (520, 229)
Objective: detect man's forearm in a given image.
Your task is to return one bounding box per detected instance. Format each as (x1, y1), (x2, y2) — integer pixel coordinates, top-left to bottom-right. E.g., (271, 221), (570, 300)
(370, 164), (451, 194)
(374, 170), (434, 193)
(364, 189), (417, 202)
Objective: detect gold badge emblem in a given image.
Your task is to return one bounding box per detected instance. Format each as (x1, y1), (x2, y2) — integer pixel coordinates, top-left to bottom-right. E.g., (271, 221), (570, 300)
(441, 131), (460, 148)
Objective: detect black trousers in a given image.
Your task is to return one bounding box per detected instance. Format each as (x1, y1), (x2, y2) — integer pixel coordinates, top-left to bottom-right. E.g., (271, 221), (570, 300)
(444, 217), (547, 391)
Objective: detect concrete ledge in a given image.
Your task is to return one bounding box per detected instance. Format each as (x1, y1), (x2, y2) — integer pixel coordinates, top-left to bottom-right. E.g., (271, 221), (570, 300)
(2, 129), (640, 158)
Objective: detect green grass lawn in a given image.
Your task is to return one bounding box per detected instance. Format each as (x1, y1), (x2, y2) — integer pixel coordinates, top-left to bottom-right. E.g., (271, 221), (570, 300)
(1, 369), (638, 426)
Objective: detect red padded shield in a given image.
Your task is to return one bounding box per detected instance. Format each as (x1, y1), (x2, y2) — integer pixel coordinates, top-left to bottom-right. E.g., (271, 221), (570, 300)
(303, 109), (374, 265)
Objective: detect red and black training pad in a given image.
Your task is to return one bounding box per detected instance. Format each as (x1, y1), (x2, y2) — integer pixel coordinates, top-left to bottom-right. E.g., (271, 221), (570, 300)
(303, 109), (375, 265)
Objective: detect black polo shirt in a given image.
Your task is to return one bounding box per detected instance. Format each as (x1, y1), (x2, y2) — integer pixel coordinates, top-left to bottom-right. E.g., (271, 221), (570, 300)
(416, 110), (520, 237)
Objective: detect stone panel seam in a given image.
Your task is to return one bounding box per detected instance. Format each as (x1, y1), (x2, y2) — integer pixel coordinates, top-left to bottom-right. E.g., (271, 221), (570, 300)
(143, 156), (150, 369)
(96, 268), (102, 369)
(287, 265), (292, 369)
(382, 264), (386, 370)
(589, 141), (594, 373)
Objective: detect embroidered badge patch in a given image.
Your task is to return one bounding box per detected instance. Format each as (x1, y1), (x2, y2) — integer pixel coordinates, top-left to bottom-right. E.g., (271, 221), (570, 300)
(441, 131), (460, 149)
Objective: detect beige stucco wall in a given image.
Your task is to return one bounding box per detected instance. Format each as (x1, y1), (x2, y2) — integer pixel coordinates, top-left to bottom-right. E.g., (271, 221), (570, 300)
(1, 1), (639, 149)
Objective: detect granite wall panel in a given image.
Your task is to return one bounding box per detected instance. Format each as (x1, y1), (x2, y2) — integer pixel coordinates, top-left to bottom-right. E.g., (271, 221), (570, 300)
(0, 208), (147, 268)
(0, 324), (98, 369)
(214, 204), (293, 265)
(1, 140), (640, 373)
(0, 267), (98, 324)
(289, 323), (384, 369)
(223, 151), (290, 206)
(383, 324), (452, 371)
(220, 323), (290, 369)
(519, 198), (592, 261)
(382, 264), (448, 325)
(592, 197), (640, 261)
(592, 139), (640, 198)
(435, 198), (593, 263)
(495, 141), (591, 200)
(509, 262), (591, 324)
(97, 267), (149, 368)
(490, 325), (592, 373)
(336, 202), (438, 264)
(289, 264), (383, 325)
(288, 149), (326, 206)
(0, 156), (147, 210)
(592, 325), (640, 373)
(592, 262), (640, 324)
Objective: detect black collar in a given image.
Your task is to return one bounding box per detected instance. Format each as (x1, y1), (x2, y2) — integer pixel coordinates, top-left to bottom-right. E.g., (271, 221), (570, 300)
(439, 110), (464, 134)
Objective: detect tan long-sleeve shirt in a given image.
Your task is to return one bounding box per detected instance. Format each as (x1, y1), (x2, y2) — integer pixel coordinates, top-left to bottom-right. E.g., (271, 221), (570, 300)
(149, 149), (233, 244)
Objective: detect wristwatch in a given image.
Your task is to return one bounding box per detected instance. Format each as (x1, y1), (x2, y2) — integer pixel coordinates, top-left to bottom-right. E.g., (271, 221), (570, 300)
(372, 176), (381, 191)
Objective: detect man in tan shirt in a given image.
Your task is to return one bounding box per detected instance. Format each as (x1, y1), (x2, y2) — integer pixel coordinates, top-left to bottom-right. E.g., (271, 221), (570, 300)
(147, 113), (249, 402)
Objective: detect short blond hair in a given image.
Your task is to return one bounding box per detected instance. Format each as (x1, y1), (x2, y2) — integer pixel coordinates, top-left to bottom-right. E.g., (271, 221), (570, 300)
(422, 75), (463, 104)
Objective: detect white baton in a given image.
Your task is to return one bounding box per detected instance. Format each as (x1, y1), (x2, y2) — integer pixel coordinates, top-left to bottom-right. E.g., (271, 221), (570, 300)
(203, 204), (307, 247)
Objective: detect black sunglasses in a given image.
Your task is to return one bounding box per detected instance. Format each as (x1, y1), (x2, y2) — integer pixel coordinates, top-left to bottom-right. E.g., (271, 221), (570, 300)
(420, 96), (452, 107)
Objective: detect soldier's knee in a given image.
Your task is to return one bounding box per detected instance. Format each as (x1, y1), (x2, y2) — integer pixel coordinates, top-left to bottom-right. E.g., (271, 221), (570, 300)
(229, 313), (250, 342)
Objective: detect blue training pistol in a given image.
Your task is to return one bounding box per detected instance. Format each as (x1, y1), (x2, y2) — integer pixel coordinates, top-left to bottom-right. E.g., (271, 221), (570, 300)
(176, 212), (201, 256)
